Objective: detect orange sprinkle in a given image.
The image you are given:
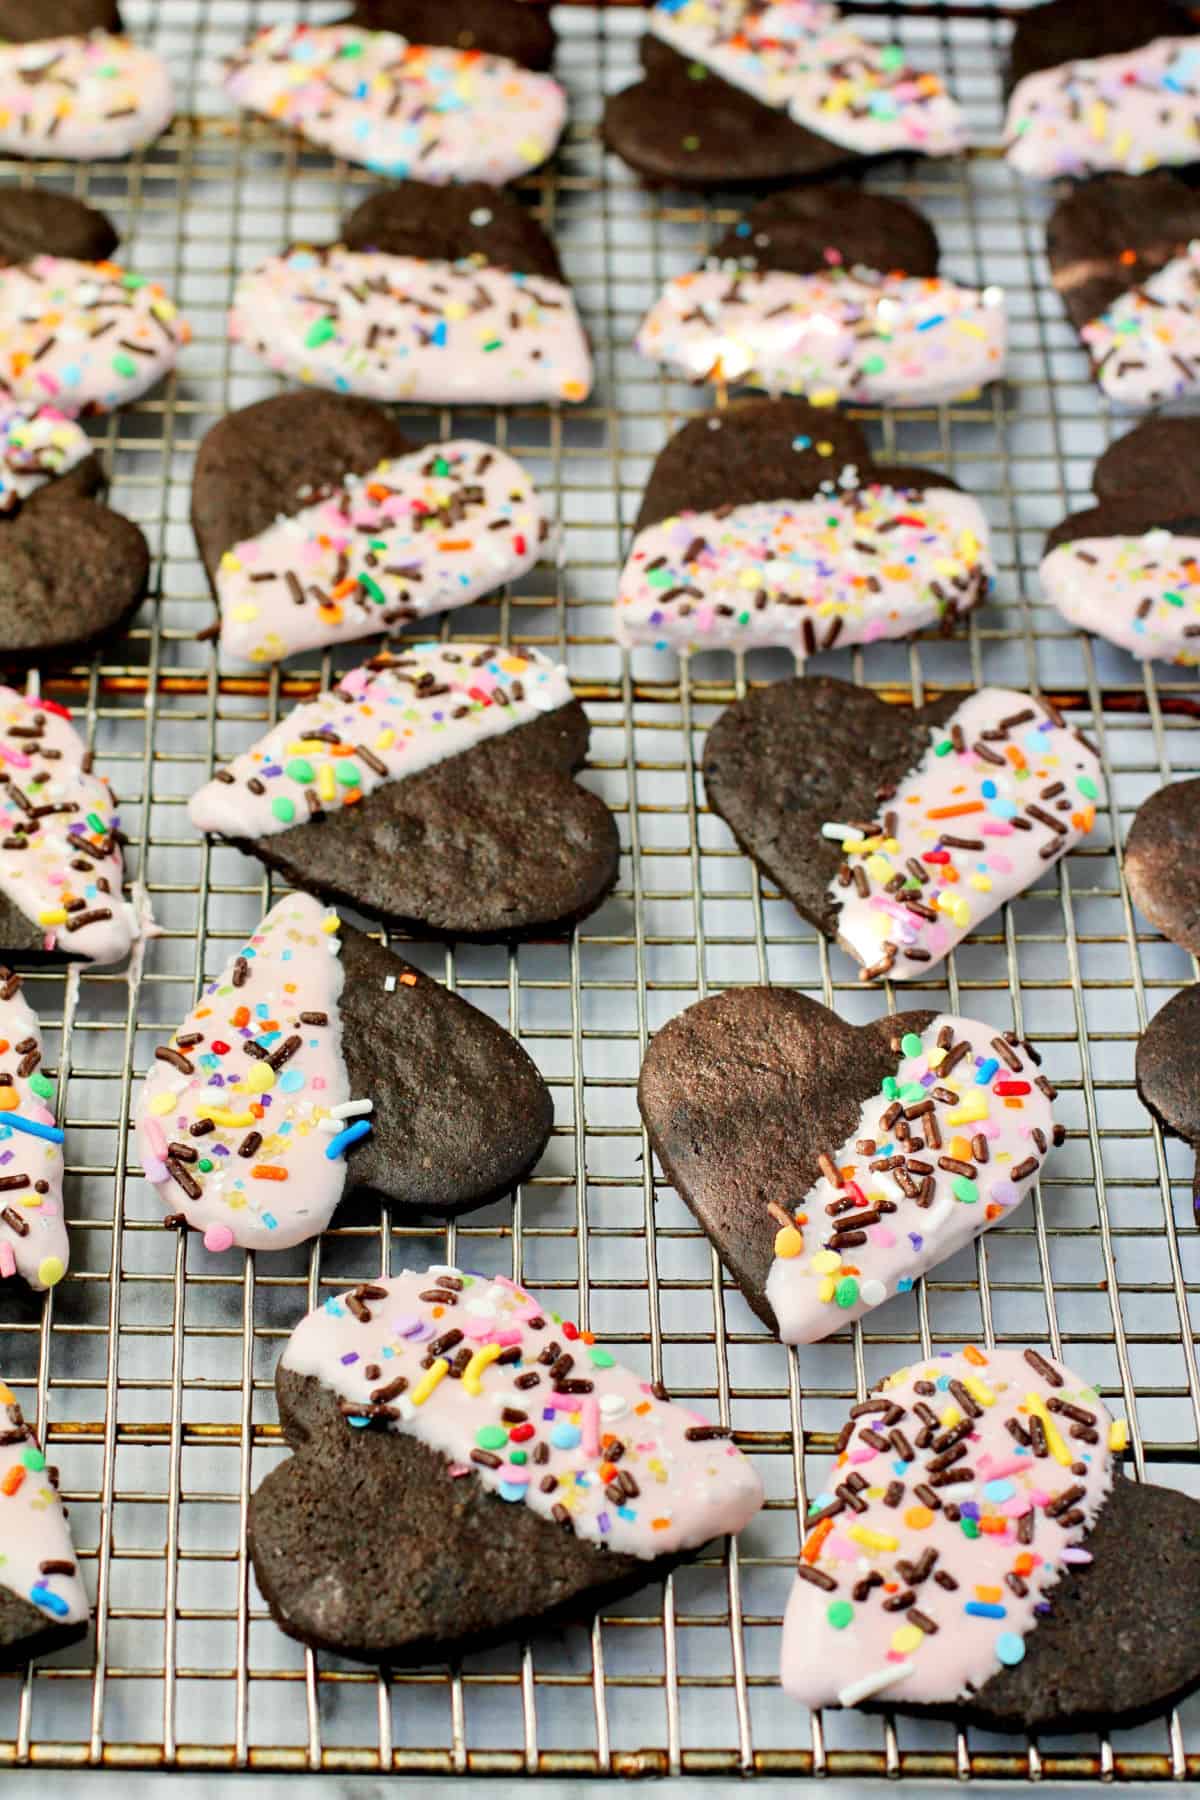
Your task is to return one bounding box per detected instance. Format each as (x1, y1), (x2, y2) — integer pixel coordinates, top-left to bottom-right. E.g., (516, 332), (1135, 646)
(802, 1517), (834, 1563)
(437, 539), (472, 552)
(1072, 806), (1095, 833)
(974, 1584), (1003, 1603)
(963, 1345), (988, 1366)
(330, 577), (358, 601)
(904, 1505), (934, 1530)
(635, 1401), (651, 1415)
(1014, 1551), (1036, 1576)
(251, 1165), (288, 1181)
(926, 801), (986, 821)
(980, 1517), (1009, 1535)
(1, 1465), (24, 1497)
(652, 1518), (671, 1531)
(400, 972), (418, 987)
(231, 1006), (250, 1029)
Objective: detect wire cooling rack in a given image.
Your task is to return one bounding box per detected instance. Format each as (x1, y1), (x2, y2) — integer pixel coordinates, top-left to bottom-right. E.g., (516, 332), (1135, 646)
(0, 0), (1197, 1784)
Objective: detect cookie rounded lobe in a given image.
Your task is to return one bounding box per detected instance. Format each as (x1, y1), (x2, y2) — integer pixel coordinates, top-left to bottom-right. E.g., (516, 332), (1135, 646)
(341, 181), (566, 284)
(0, 484), (150, 655)
(1136, 984), (1200, 1145)
(346, 0), (557, 71)
(1124, 778), (1200, 953)
(1093, 415), (1200, 513)
(1006, 0), (1200, 97)
(1, 0), (121, 42)
(710, 185), (940, 279)
(1047, 171), (1200, 334)
(0, 188), (119, 267)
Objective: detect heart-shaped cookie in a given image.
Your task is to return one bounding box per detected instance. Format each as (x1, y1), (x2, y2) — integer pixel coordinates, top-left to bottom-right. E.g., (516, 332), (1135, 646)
(1136, 984), (1200, 1225)
(0, 481), (149, 657)
(702, 675), (1103, 980)
(639, 989), (1059, 1343)
(1047, 171), (1200, 405)
(346, 0), (556, 70)
(247, 1267), (763, 1664)
(0, 1382), (88, 1668)
(1125, 778), (1200, 951)
(0, 968), (68, 1294)
(189, 643), (618, 940)
(1005, 0), (1200, 179)
(603, 1), (967, 190)
(138, 895), (554, 1254)
(635, 187), (1006, 406)
(616, 399), (992, 657)
(1041, 416), (1200, 664)
(0, 6), (174, 161)
(229, 182), (591, 407)
(224, 19), (564, 186)
(192, 390), (549, 665)
(781, 1344), (1200, 1732)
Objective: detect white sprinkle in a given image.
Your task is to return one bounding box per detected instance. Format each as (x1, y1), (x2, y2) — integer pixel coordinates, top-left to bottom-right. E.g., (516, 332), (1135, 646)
(384, 974), (397, 993)
(859, 1279), (887, 1307)
(469, 207), (494, 226)
(330, 1098), (374, 1120)
(821, 822), (855, 841)
(427, 1263), (462, 1278)
(837, 1662), (914, 1708)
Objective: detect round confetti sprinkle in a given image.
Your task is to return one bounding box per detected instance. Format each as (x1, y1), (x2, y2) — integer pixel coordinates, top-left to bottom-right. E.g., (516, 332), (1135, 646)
(995, 1632), (1026, 1666)
(834, 1276), (859, 1309)
(827, 1600), (854, 1630)
(204, 1224), (236, 1254)
(37, 1256), (64, 1288)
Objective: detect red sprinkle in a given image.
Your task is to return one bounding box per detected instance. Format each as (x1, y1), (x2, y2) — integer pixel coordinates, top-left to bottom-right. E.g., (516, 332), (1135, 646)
(210, 1040), (230, 1055)
(994, 1081), (1031, 1096)
(508, 1422), (535, 1442)
(562, 1321), (579, 1341)
(923, 850), (951, 865)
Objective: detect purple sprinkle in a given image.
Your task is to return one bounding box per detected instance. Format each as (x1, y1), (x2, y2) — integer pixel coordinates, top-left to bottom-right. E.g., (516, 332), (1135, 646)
(597, 1512), (611, 1534)
(542, 1407), (556, 1422)
(340, 1351), (359, 1366)
(908, 1233), (923, 1250)
(920, 1072), (935, 1088)
(959, 1501), (981, 1520)
(0, 1152), (11, 1167)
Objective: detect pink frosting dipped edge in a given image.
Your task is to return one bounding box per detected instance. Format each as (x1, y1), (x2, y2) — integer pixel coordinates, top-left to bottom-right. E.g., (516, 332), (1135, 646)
(0, 971), (68, 1293)
(781, 1347), (1121, 1710)
(0, 1379), (88, 1633)
(281, 1266), (765, 1559)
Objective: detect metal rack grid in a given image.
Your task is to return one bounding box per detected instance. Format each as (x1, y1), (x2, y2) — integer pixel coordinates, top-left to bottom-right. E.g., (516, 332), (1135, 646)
(0, 0), (1197, 1782)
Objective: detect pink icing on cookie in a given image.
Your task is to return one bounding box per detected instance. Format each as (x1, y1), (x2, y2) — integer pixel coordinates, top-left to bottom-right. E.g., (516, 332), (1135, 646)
(137, 894), (357, 1254)
(0, 407), (91, 513)
(635, 265), (1006, 404)
(188, 644), (574, 840)
(229, 247), (591, 406)
(216, 441), (550, 665)
(825, 688), (1104, 981)
(0, 1382), (88, 1631)
(0, 688), (134, 966)
(615, 487), (991, 653)
(781, 1348), (1116, 1708)
(0, 976), (68, 1294)
(1005, 38), (1200, 179)
(648, 0), (968, 156)
(1042, 530), (1200, 665)
(223, 23), (566, 186)
(1079, 244), (1200, 405)
(0, 258), (187, 416)
(765, 1016), (1057, 1345)
(281, 1266), (764, 1559)
(0, 32), (174, 161)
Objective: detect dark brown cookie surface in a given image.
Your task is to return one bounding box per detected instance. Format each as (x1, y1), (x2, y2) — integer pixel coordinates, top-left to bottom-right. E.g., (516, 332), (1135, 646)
(0, 188), (118, 266)
(701, 674), (958, 940)
(1006, 0), (1200, 98)
(0, 1584), (85, 1670)
(222, 701), (619, 941)
(342, 181), (565, 283)
(635, 399), (960, 536)
(248, 1365), (667, 1665)
(1093, 414), (1200, 513)
(710, 185), (940, 280)
(1, 0), (121, 42)
(338, 923), (553, 1217)
(0, 482), (150, 657)
(1136, 984), (1200, 1224)
(191, 391), (414, 589)
(345, 0), (556, 70)
(638, 988), (934, 1332)
(1047, 171), (1200, 335)
(1125, 779), (1200, 954)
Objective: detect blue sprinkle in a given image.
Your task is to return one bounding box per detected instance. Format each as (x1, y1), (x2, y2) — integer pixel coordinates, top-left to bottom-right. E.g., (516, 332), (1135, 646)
(975, 1058), (999, 1086)
(996, 1632), (1026, 1666)
(897, 1276), (914, 1292)
(325, 1119), (373, 1160)
(984, 1479), (1015, 1503)
(3, 1115), (64, 1145)
(29, 1586), (69, 1619)
(345, 1415), (371, 1429)
(498, 1481), (528, 1502)
(981, 779), (998, 800)
(916, 313), (946, 332)
(551, 1422), (582, 1450)
(278, 1069), (305, 1093)
(965, 1601), (1007, 1619)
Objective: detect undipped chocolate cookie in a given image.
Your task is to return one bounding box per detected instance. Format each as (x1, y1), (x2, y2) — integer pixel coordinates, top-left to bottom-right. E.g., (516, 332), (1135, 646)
(1125, 777), (1200, 952)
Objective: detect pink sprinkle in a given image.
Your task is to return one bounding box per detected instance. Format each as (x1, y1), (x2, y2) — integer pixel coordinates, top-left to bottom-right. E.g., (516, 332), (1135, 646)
(826, 1533), (858, 1562)
(547, 1391), (580, 1412)
(36, 373), (60, 397)
(580, 1395), (601, 1459)
(1061, 1547), (1093, 1564)
(847, 1446), (877, 1465)
(868, 1225), (896, 1248)
(143, 1156), (167, 1183)
(0, 1241), (15, 1278)
(999, 1497), (1031, 1519)
(981, 821), (1014, 838)
(144, 1116), (167, 1158)
(204, 1223), (236, 1254)
(979, 1454), (1031, 1483)
(0, 744), (32, 769)
(446, 1462), (470, 1478)
(499, 1463), (530, 1484)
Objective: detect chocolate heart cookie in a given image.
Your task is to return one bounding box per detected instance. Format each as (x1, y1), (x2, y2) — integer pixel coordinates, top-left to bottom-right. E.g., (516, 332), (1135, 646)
(1136, 983), (1200, 1224)
(1125, 778), (1200, 951)
(639, 988), (1060, 1343)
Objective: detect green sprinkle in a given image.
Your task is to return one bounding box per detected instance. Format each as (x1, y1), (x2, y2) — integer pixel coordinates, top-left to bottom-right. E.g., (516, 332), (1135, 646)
(271, 796), (296, 825)
(21, 1446), (45, 1472)
(1077, 774), (1098, 800)
(899, 1082), (926, 1103)
(112, 353), (137, 379)
(198, 1158), (213, 1173)
(900, 1032), (924, 1058)
(588, 1348), (615, 1369)
(687, 61), (708, 79)
(834, 1275), (859, 1309)
(682, 134), (700, 150)
(432, 457), (450, 476)
(337, 38), (365, 56)
(29, 1072), (54, 1101)
(960, 1516), (981, 1539)
(862, 354), (887, 374)
(120, 273), (146, 291)
(304, 316), (337, 349)
(286, 758), (315, 785)
(86, 812), (106, 835)
(481, 337), (503, 352)
(509, 1449), (527, 1465)
(357, 572), (386, 606)
(881, 1075), (899, 1100)
(934, 737), (953, 757)
(827, 1600), (854, 1629)
(335, 763), (361, 788)
(1164, 591), (1185, 607)
(880, 42), (905, 69)
(475, 1425), (507, 1451)
(952, 1175), (978, 1205)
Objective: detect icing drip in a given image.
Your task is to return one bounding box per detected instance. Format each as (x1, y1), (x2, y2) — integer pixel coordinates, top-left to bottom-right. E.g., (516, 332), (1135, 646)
(281, 1266), (765, 1558)
(137, 894), (355, 1254)
(229, 247), (592, 406)
(223, 23), (566, 187)
(825, 688), (1103, 981)
(216, 441), (550, 665)
(615, 487), (991, 654)
(0, 407), (91, 513)
(764, 1016), (1057, 1345)
(0, 688), (133, 966)
(635, 265), (1006, 404)
(781, 1348), (1119, 1708)
(1080, 245), (1200, 406)
(189, 644), (574, 841)
(0, 972), (68, 1293)
(1005, 37), (1200, 179)
(0, 1381), (87, 1631)
(0, 32), (174, 161)
(0, 257), (187, 416)
(648, 0), (968, 156)
(1042, 531), (1200, 666)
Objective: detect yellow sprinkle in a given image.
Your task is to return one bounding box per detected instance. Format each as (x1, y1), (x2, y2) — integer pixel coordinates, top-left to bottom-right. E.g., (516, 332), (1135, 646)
(219, 550), (241, 571)
(242, 1062), (276, 1094)
(947, 1094), (989, 1127)
(847, 1524), (899, 1553)
(809, 387), (839, 409)
(204, 1108), (256, 1129)
(231, 603), (258, 624)
(891, 1623), (924, 1655)
(951, 319), (986, 340)
(963, 1376), (996, 1408)
(774, 1225), (804, 1259)
(1088, 100), (1108, 141)
(0, 1385), (14, 1406)
(865, 853), (892, 885)
(148, 1092), (177, 1117)
(462, 1342), (503, 1396)
(374, 729), (395, 751)
(1108, 1418), (1129, 1453)
(37, 909), (67, 927)
(968, 874), (992, 892)
(317, 763), (337, 804)
(737, 567), (761, 589)
(927, 1045), (946, 1069)
(940, 1404), (962, 1429)
(411, 1358), (449, 1406)
(817, 1276), (835, 1304)
(811, 1249), (841, 1274)
(320, 912), (340, 934)
(1025, 1391), (1073, 1467)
